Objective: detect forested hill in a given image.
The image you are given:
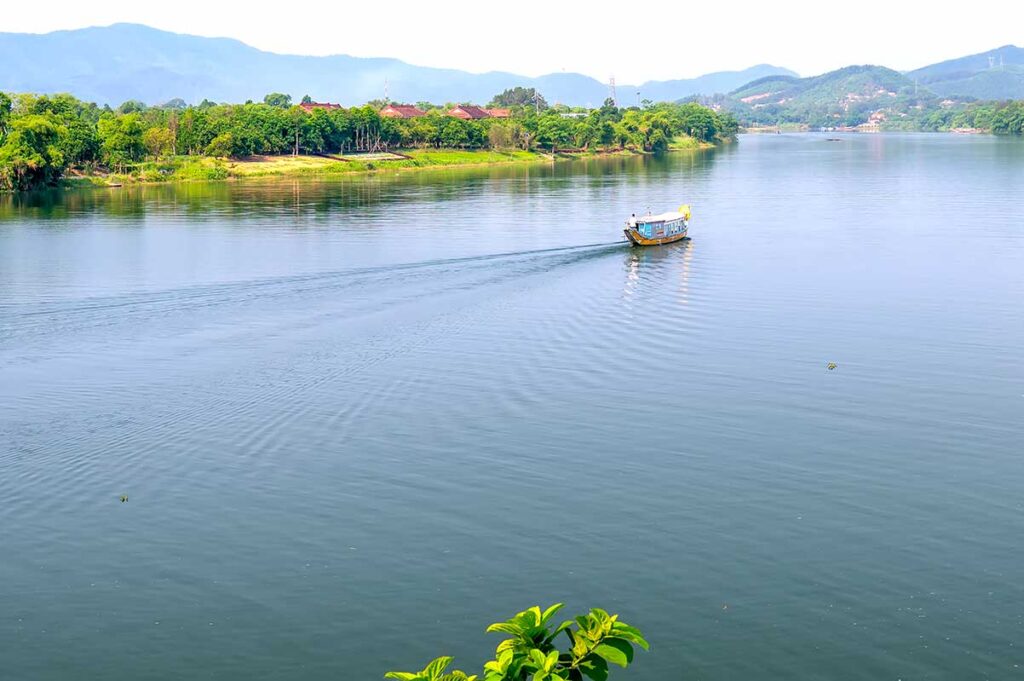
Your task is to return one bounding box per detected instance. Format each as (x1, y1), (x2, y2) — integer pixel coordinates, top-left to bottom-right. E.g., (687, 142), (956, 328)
(906, 45), (1024, 99)
(721, 65), (928, 127)
(0, 24), (792, 107)
(703, 60), (1024, 133)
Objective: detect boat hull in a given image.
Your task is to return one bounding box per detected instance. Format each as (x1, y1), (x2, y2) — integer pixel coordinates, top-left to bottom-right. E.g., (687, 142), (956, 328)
(624, 227), (688, 247)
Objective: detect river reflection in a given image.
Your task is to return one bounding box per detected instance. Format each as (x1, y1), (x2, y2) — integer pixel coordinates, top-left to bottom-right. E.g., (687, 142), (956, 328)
(0, 150), (723, 223)
(622, 239), (694, 308)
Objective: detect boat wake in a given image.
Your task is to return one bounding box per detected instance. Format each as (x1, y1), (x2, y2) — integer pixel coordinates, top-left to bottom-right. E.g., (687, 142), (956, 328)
(0, 240), (628, 345)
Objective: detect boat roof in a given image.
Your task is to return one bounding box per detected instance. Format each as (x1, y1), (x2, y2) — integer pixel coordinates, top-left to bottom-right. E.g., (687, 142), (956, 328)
(637, 211), (685, 223)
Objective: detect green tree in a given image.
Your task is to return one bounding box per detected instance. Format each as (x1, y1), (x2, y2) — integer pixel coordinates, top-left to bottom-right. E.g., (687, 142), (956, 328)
(488, 120), (516, 149)
(597, 98), (621, 123)
(205, 132), (235, 158)
(177, 108), (213, 155)
(675, 103), (719, 142)
(118, 100), (147, 114)
(0, 113), (68, 190)
(301, 94), (313, 105)
(489, 87), (547, 111)
(98, 113), (145, 171)
(287, 106), (307, 154)
(143, 127), (175, 158)
(0, 92), (13, 140)
(386, 604), (648, 681)
(60, 119), (100, 165)
(715, 110), (739, 138)
(263, 92), (292, 108)
(536, 115), (574, 150)
(439, 118), (471, 148)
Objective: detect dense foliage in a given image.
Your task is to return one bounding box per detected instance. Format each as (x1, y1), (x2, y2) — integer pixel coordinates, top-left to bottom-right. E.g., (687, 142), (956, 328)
(489, 87), (548, 110)
(386, 604), (648, 681)
(917, 100), (1024, 133)
(0, 90), (737, 191)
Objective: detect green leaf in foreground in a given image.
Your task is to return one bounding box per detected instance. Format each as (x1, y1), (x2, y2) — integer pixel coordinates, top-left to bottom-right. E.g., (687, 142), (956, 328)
(386, 604), (647, 681)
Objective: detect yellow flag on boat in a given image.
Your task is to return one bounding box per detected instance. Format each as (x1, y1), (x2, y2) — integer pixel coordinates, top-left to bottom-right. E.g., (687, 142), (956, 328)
(679, 204), (691, 220)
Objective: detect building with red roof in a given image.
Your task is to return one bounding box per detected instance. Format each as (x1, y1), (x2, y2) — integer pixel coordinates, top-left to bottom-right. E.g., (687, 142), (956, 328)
(299, 102), (343, 112)
(448, 105), (494, 120)
(380, 104), (427, 119)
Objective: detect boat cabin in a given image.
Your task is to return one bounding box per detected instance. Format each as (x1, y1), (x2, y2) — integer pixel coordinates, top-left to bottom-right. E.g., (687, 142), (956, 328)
(634, 211), (687, 239)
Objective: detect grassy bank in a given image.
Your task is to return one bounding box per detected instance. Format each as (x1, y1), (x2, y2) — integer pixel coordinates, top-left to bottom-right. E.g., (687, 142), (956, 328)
(64, 146), (660, 188)
(59, 141), (727, 188)
(226, 149), (548, 178)
(669, 135), (718, 150)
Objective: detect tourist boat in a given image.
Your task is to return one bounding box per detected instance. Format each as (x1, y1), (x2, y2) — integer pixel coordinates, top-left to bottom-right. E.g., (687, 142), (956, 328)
(624, 205), (690, 246)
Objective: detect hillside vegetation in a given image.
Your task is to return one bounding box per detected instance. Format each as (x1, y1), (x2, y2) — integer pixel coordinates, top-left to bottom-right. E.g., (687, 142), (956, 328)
(720, 65), (936, 128)
(699, 58), (1024, 133)
(907, 45), (1024, 99)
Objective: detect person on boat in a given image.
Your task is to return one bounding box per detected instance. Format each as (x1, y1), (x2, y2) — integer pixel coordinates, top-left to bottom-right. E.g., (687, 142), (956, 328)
(628, 214), (637, 229)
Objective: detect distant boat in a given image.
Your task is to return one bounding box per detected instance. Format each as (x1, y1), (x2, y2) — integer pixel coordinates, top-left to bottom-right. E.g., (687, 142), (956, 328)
(624, 206), (690, 246)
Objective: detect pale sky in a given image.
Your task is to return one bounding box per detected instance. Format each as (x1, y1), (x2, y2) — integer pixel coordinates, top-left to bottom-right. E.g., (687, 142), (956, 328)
(4, 0), (1023, 83)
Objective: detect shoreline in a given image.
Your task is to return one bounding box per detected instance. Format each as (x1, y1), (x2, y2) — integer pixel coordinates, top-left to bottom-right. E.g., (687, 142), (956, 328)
(51, 141), (720, 192)
(58, 145), (715, 191)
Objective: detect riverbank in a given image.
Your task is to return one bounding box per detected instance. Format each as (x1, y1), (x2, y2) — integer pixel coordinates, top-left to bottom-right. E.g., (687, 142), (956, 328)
(58, 139), (725, 189)
(62, 146), (675, 189)
(670, 136), (719, 151)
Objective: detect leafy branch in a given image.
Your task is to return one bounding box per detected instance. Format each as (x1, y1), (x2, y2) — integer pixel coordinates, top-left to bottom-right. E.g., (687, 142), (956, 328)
(385, 604), (648, 681)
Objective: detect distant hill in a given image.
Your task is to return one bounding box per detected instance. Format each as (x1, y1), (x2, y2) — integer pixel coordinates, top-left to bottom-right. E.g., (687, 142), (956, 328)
(906, 45), (1024, 99)
(719, 65), (942, 127)
(730, 65), (912, 101)
(714, 44), (1024, 127)
(0, 23), (794, 107)
(635, 65), (798, 103)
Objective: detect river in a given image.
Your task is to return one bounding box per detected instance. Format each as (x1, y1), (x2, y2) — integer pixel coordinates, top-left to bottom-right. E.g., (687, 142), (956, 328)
(2, 134), (1023, 680)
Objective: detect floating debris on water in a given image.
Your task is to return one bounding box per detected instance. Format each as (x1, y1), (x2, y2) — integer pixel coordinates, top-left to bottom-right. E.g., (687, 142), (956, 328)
(827, 362), (838, 371)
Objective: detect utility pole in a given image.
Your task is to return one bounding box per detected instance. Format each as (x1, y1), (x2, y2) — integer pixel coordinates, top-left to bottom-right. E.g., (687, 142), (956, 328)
(608, 76), (618, 107)
(384, 78), (389, 104)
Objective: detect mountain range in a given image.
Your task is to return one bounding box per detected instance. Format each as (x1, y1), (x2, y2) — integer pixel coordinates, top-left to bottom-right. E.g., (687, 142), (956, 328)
(2, 24), (1021, 113)
(721, 65), (925, 126)
(906, 44), (1024, 99)
(708, 44), (1024, 128)
(0, 24), (795, 107)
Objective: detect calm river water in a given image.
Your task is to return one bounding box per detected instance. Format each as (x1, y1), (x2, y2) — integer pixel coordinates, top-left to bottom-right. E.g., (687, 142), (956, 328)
(2, 134), (1023, 680)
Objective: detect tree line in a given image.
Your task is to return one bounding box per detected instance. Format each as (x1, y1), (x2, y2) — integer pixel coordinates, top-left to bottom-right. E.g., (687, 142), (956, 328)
(0, 90), (738, 191)
(918, 100), (1024, 134)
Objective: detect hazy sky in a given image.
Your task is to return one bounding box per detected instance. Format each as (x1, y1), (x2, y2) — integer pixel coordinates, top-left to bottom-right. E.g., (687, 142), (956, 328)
(4, 1), (1023, 82)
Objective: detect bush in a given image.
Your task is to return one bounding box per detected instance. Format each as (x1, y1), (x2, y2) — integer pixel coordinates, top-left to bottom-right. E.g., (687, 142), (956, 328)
(202, 163), (229, 180)
(139, 169), (166, 182)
